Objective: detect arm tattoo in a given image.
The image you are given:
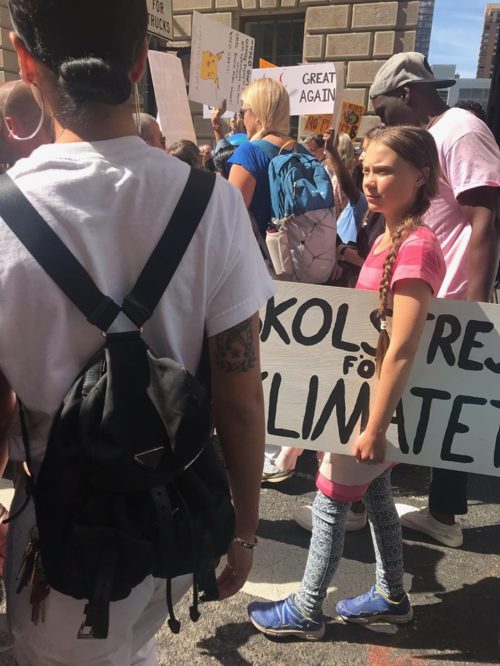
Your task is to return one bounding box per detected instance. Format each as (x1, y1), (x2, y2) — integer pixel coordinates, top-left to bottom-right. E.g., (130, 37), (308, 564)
(214, 318), (256, 373)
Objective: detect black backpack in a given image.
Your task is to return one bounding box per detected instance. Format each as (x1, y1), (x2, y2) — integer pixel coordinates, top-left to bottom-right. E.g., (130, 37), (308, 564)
(0, 169), (235, 639)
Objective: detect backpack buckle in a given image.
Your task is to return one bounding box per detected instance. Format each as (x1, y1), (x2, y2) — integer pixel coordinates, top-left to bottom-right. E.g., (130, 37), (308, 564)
(77, 622), (95, 640)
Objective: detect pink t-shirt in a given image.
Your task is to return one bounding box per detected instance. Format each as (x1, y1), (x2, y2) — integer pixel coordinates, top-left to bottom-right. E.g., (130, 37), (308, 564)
(356, 225), (446, 296)
(423, 108), (500, 300)
(315, 226), (445, 501)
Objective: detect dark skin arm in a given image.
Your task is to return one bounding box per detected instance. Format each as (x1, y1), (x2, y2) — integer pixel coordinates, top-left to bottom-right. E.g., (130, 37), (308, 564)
(458, 186), (500, 302)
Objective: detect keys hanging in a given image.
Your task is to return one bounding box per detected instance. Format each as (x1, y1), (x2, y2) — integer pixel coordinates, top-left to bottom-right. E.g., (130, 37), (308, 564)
(16, 526), (38, 594)
(30, 553), (50, 625)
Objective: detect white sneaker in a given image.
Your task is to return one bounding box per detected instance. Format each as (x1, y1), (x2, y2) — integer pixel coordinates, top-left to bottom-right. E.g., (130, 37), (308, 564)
(396, 504), (463, 548)
(294, 505), (367, 532)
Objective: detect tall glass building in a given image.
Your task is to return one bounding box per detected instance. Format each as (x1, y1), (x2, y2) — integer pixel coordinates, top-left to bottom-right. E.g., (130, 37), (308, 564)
(477, 3), (500, 78)
(415, 0), (436, 56)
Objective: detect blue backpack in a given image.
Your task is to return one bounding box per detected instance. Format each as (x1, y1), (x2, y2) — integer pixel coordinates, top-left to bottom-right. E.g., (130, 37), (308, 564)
(256, 140), (337, 284)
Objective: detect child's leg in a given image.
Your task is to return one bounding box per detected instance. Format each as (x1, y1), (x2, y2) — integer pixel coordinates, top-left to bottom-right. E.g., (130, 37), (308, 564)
(294, 491), (350, 618)
(363, 468), (404, 599)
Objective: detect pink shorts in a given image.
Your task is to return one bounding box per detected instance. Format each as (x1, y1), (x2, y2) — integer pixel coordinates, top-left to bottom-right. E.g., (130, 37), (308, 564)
(316, 453), (395, 502)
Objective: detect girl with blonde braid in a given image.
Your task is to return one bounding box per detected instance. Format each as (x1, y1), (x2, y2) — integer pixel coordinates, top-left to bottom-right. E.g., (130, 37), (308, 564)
(249, 126), (446, 639)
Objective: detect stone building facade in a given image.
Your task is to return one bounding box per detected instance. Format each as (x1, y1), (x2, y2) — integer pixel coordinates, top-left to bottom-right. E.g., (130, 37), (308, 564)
(0, 0), (17, 84)
(172, 0), (418, 140)
(0, 1), (418, 140)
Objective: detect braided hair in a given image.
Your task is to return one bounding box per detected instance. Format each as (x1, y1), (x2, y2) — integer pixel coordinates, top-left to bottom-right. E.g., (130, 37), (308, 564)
(370, 126), (440, 374)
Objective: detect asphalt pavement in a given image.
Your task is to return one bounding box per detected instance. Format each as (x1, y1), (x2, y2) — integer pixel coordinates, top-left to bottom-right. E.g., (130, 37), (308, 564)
(0, 455), (499, 665)
(156, 454), (500, 666)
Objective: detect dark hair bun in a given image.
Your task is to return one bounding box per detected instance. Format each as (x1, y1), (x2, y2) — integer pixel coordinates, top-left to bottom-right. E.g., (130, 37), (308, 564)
(59, 57), (132, 106)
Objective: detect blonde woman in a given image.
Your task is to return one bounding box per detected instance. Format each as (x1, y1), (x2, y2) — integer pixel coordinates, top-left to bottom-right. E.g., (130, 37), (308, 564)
(228, 78), (297, 482)
(325, 132), (357, 216)
(228, 77), (295, 242)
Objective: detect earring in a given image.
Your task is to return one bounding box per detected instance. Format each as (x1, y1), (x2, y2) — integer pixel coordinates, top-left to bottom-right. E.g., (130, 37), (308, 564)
(133, 82), (141, 134)
(5, 79), (46, 142)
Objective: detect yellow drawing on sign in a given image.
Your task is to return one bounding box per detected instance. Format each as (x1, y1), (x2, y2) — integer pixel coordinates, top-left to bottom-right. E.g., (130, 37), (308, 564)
(337, 101), (366, 140)
(200, 51), (224, 88)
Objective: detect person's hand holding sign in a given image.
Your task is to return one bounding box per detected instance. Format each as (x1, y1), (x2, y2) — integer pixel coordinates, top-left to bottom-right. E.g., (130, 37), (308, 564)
(352, 430), (387, 465)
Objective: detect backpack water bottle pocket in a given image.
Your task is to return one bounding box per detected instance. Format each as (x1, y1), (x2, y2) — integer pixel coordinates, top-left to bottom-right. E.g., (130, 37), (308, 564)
(266, 220), (294, 278)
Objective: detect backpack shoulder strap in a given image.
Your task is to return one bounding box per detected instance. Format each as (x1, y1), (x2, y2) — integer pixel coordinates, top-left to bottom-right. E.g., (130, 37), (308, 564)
(0, 168), (216, 331)
(253, 140), (280, 161)
(0, 174), (121, 331)
(122, 168), (215, 328)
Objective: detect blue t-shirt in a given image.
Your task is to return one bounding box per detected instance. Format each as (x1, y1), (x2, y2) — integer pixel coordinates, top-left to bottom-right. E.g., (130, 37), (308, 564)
(337, 192), (368, 244)
(227, 140), (289, 235)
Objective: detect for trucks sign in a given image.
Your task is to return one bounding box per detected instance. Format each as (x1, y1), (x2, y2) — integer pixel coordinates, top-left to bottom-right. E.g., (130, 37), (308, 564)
(147, 0), (173, 41)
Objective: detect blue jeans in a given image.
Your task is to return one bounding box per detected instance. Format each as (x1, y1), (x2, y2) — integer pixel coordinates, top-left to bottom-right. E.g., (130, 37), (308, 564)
(294, 468), (404, 618)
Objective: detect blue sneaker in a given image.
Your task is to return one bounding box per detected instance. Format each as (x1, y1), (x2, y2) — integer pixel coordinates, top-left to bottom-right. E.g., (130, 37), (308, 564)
(336, 585), (413, 624)
(248, 595), (325, 640)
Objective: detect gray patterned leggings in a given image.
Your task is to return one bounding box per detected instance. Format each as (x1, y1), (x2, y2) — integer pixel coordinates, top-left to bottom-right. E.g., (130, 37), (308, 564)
(294, 468), (404, 618)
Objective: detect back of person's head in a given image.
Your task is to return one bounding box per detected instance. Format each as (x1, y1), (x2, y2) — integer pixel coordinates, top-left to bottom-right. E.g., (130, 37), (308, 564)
(135, 113), (164, 150)
(9, 0), (148, 128)
(212, 143), (236, 178)
(168, 139), (202, 168)
(309, 134), (324, 148)
(367, 125), (440, 372)
(241, 78), (290, 140)
(365, 125), (385, 142)
(454, 100), (488, 124)
(0, 79), (53, 165)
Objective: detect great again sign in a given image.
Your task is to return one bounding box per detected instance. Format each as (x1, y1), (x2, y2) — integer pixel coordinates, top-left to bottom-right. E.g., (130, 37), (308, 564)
(260, 283), (500, 477)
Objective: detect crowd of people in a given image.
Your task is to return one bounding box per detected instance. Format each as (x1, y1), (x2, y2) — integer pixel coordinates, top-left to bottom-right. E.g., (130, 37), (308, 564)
(0, 0), (498, 664)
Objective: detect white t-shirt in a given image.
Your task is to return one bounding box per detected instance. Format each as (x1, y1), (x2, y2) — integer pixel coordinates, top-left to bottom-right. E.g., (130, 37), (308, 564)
(424, 108), (500, 300)
(0, 137), (275, 460)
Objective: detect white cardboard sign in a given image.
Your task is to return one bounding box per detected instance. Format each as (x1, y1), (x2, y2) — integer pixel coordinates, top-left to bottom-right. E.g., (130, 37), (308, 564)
(189, 12), (254, 112)
(148, 51), (196, 146)
(147, 0), (173, 41)
(260, 282), (500, 477)
(252, 63), (340, 116)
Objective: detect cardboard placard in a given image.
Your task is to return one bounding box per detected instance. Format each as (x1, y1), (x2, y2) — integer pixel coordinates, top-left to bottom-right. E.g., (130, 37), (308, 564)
(303, 114), (333, 135)
(260, 282), (500, 477)
(337, 101), (366, 140)
(252, 63), (340, 116)
(259, 58), (277, 68)
(148, 51), (196, 146)
(189, 12), (255, 112)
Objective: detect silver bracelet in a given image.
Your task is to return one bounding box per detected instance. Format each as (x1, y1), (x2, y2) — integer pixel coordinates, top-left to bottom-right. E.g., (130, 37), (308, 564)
(233, 536), (258, 550)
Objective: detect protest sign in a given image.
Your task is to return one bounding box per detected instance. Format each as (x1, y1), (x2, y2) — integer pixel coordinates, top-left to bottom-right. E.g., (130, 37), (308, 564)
(189, 12), (254, 112)
(337, 101), (365, 140)
(147, 0), (173, 41)
(252, 63), (339, 116)
(259, 58), (277, 68)
(303, 114), (333, 135)
(260, 282), (500, 477)
(148, 51), (196, 146)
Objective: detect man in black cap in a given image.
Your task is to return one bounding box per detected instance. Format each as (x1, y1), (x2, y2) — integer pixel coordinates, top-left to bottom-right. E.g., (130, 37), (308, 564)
(370, 52), (500, 548)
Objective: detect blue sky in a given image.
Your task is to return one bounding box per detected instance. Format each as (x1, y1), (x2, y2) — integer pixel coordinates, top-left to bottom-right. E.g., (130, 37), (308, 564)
(428, 0), (489, 78)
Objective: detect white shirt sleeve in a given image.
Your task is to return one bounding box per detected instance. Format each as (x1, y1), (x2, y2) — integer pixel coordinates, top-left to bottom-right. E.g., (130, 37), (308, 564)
(204, 179), (275, 337)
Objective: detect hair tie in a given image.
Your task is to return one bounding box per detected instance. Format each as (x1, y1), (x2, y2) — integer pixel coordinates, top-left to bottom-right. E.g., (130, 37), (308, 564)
(380, 320), (387, 331)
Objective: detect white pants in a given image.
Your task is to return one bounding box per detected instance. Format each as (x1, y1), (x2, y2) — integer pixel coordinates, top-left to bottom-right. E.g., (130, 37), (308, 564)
(263, 443), (281, 473)
(6, 468), (191, 666)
